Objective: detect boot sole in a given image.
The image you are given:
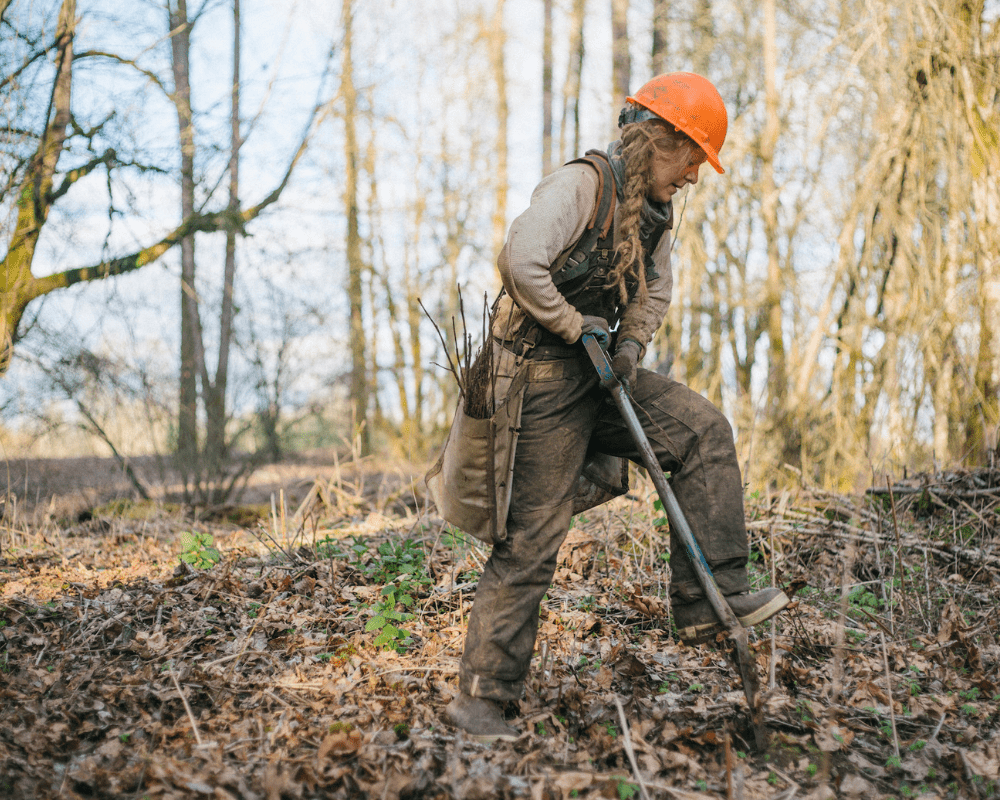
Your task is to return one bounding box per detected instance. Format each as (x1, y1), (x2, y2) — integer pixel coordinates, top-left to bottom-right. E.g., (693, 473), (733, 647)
(677, 590), (790, 645)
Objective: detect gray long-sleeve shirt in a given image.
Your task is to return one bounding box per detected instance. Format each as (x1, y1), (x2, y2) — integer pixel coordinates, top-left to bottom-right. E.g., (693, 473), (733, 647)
(492, 161), (673, 354)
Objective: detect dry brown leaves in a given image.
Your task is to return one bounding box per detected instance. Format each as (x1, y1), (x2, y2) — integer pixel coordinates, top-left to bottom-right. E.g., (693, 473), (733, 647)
(1, 466), (999, 798)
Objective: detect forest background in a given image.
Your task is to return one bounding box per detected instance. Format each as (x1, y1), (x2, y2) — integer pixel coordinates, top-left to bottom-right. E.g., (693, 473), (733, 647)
(2, 0), (999, 502)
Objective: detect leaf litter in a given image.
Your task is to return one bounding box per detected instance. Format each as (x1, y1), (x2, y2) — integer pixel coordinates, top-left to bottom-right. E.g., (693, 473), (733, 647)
(1, 465), (999, 799)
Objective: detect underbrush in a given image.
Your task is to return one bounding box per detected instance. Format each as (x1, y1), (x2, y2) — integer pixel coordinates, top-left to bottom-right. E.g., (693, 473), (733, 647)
(1, 465), (998, 799)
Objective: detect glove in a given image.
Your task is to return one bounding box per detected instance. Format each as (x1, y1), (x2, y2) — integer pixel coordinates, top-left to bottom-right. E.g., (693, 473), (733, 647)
(579, 315), (611, 350)
(611, 339), (641, 394)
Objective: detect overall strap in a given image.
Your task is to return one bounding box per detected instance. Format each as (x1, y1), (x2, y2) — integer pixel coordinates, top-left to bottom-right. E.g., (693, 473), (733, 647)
(550, 150), (617, 288)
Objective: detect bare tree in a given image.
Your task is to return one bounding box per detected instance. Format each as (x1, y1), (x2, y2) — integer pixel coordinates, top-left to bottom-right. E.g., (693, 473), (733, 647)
(342, 0), (370, 456)
(542, 0), (554, 175)
(760, 0), (787, 427)
(168, 0), (199, 479)
(0, 0), (318, 383)
(611, 0), (631, 133)
(488, 0), (508, 256)
(205, 0), (242, 479)
(558, 0), (586, 162)
(651, 0), (669, 74)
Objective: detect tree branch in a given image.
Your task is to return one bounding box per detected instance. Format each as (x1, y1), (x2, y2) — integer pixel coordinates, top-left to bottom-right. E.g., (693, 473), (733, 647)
(29, 208), (242, 300)
(0, 41), (53, 93)
(74, 50), (171, 96)
(48, 148), (116, 202)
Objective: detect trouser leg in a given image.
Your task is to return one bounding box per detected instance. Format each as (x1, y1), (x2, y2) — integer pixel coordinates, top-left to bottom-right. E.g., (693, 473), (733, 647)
(458, 364), (598, 701)
(589, 368), (750, 603)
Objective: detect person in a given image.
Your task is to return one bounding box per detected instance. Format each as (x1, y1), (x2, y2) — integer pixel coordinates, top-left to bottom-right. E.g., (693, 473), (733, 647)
(445, 72), (790, 743)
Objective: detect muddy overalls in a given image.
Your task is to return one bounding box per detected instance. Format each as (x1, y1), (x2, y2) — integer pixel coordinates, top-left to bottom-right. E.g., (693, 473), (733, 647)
(458, 152), (752, 702)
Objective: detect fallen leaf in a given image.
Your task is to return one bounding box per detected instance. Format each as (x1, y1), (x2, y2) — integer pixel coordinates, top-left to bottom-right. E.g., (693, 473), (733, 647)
(317, 729), (363, 759)
(839, 773), (875, 797)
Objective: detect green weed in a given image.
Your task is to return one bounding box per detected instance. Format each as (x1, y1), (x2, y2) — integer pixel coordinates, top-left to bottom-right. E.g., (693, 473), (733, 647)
(652, 499), (668, 527)
(365, 586), (414, 651)
(847, 584), (881, 611)
(340, 537), (434, 652)
(178, 531), (221, 569)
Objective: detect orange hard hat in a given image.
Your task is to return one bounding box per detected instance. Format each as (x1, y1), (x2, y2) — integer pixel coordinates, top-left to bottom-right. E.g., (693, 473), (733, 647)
(621, 72), (728, 174)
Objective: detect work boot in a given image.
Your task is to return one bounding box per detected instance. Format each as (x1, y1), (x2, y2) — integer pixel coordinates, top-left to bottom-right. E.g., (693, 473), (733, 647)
(445, 693), (519, 744)
(673, 587), (790, 645)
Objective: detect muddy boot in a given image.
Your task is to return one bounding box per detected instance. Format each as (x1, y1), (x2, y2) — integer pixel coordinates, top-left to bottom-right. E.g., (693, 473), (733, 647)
(445, 693), (519, 744)
(673, 587), (790, 645)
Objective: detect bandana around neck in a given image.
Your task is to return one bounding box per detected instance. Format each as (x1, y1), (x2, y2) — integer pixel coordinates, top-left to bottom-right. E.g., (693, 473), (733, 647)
(606, 140), (673, 237)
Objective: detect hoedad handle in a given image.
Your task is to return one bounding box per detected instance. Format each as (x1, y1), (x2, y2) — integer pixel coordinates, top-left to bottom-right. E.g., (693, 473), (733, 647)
(581, 333), (766, 749)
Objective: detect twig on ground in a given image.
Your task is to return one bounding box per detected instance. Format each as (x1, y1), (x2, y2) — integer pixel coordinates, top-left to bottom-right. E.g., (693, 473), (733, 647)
(886, 478), (907, 601)
(831, 544), (855, 705)
(171, 668), (203, 746)
(725, 731), (735, 800)
(770, 766), (800, 800)
(614, 697), (652, 800)
(879, 630), (901, 762)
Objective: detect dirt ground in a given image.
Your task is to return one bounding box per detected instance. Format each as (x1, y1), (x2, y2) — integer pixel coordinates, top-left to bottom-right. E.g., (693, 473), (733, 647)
(1, 457), (999, 799)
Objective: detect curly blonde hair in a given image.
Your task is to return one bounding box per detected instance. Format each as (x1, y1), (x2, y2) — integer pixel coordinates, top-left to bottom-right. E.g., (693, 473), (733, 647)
(609, 119), (700, 305)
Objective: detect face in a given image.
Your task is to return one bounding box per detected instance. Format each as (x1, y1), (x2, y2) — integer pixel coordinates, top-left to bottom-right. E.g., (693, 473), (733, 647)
(648, 147), (706, 203)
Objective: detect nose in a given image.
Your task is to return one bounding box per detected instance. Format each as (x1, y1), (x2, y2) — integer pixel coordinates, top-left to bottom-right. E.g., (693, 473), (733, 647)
(685, 164), (701, 185)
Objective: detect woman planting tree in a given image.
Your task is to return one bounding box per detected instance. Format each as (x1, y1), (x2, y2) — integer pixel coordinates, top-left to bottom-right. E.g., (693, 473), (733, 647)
(443, 73), (790, 743)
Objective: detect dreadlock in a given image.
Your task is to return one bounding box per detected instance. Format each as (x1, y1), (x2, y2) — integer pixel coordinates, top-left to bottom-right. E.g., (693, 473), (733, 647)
(608, 119), (699, 305)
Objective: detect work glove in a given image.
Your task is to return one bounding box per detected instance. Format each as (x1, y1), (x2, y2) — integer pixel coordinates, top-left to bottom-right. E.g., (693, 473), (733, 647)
(611, 339), (641, 394)
(579, 315), (611, 350)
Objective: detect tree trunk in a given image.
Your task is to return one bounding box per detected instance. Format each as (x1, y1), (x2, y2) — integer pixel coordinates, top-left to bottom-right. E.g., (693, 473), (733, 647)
(611, 0), (630, 131)
(489, 0), (508, 257)
(205, 0), (241, 493)
(541, 0), (553, 175)
(651, 0), (669, 74)
(1, 0), (75, 371)
(406, 199), (425, 437)
(692, 0), (713, 75)
(760, 0), (786, 424)
(169, 0), (200, 484)
(559, 0), (585, 162)
(960, 0), (1000, 462)
(342, 0), (369, 455)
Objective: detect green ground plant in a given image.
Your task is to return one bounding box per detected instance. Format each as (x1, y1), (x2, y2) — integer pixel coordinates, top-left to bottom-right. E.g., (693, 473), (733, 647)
(178, 532), (222, 569)
(351, 538), (434, 651)
(365, 585), (415, 651)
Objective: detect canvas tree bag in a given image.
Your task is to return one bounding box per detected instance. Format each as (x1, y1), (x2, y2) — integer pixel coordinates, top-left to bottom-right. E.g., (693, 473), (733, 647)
(425, 344), (629, 546)
(425, 344), (527, 546)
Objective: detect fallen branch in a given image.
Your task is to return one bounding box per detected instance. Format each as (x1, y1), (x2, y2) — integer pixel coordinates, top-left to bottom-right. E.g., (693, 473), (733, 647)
(614, 697), (652, 800)
(171, 669), (203, 746)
